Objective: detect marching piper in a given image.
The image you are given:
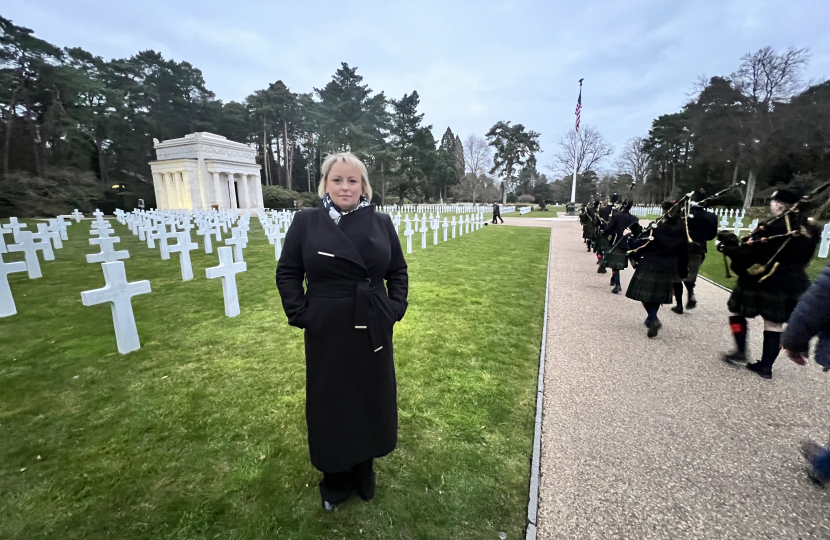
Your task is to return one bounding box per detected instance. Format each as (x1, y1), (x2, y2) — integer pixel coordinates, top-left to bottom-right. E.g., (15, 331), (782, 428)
(717, 188), (821, 379)
(625, 201), (688, 338)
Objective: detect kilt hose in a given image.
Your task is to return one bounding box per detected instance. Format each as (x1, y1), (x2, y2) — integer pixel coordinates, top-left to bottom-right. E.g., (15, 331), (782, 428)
(727, 283), (804, 324)
(626, 267), (678, 304)
(685, 253), (704, 283)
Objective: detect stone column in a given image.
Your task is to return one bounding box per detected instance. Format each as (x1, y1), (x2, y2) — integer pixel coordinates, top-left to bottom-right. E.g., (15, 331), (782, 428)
(166, 172), (180, 209)
(228, 173), (238, 210)
(180, 170), (195, 210)
(241, 173), (251, 209)
(212, 171), (223, 209)
(253, 175), (264, 209)
(195, 169), (208, 210)
(152, 173), (166, 209)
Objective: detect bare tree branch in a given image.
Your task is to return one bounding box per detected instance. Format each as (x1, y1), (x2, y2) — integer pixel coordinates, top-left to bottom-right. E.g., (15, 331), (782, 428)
(614, 136), (651, 184)
(548, 125), (613, 178)
(463, 133), (491, 176)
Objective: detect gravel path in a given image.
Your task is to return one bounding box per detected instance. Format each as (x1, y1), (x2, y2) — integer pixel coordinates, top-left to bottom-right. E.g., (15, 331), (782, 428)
(508, 217), (830, 539)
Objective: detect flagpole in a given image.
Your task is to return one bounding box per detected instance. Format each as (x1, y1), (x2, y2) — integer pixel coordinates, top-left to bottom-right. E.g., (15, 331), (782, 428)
(570, 79), (583, 204)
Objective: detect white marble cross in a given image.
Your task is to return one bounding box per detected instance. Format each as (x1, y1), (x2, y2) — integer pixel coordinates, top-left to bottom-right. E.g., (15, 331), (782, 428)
(154, 224), (176, 260)
(37, 223), (63, 250)
(196, 224), (214, 254)
(465, 216), (471, 234)
(3, 217), (27, 243)
(0, 228), (10, 253)
(442, 218), (448, 241)
(8, 231), (52, 278)
(168, 231), (198, 281)
(87, 235), (129, 264)
(719, 215), (729, 230)
(267, 228), (286, 260)
(419, 221), (428, 249)
(818, 222), (830, 259)
(81, 261), (151, 354)
(431, 218), (439, 245)
(206, 246), (247, 317)
(0, 252), (28, 317)
(225, 227), (247, 262)
(733, 215), (745, 236)
(48, 218), (68, 242)
(451, 216), (457, 238)
(404, 226), (414, 255)
(71, 209), (84, 222)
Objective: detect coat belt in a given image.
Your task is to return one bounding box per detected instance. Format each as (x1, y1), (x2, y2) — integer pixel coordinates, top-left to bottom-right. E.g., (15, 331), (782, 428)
(306, 280), (388, 353)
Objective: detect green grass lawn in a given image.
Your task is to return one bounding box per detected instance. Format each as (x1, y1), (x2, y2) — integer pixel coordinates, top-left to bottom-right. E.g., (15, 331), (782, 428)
(503, 206), (566, 219)
(0, 216), (550, 540)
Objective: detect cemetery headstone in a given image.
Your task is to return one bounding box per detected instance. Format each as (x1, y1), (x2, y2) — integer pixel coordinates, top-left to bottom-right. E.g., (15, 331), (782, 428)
(168, 231), (198, 281)
(206, 246), (247, 317)
(80, 261), (151, 354)
(0, 252), (27, 317)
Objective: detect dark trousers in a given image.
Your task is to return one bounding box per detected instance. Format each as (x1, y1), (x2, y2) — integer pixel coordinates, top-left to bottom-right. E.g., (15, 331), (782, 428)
(320, 458), (374, 504)
(492, 215), (503, 223)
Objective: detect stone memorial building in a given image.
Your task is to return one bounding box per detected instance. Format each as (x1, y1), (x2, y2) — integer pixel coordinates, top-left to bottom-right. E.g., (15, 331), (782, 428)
(149, 132), (263, 211)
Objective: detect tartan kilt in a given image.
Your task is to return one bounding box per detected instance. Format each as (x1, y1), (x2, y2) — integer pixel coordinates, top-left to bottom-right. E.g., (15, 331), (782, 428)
(603, 248), (628, 270)
(596, 235), (611, 253)
(685, 253), (704, 283)
(626, 268), (677, 304)
(582, 223), (596, 240)
(726, 283), (803, 324)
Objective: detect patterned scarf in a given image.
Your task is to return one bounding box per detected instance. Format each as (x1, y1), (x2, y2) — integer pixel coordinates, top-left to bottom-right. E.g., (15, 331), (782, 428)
(322, 193), (371, 225)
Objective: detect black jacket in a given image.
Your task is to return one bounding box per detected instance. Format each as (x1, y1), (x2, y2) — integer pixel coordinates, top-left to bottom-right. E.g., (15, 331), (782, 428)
(685, 207), (718, 254)
(276, 205), (408, 472)
(629, 216), (688, 277)
(602, 209), (636, 247)
(782, 262), (830, 368)
(723, 216), (819, 294)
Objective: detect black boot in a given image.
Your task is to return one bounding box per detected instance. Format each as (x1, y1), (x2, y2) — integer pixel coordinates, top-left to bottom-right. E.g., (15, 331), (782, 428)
(647, 319), (662, 338)
(612, 284), (621, 294)
(671, 283), (684, 314)
(723, 316), (748, 363)
(747, 331), (780, 379)
(352, 459), (376, 501)
(686, 293), (697, 309)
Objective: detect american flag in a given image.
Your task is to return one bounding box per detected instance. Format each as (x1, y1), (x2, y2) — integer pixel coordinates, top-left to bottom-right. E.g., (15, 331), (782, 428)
(575, 87), (582, 132)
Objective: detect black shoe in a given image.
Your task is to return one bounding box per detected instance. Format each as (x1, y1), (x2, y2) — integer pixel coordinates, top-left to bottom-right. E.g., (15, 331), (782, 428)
(746, 362), (772, 379)
(686, 295), (697, 309)
(611, 284), (621, 294)
(722, 350), (747, 364)
(647, 319), (662, 338)
(597, 266), (607, 274)
(671, 305), (683, 314)
(643, 318), (650, 327)
(355, 469), (376, 501)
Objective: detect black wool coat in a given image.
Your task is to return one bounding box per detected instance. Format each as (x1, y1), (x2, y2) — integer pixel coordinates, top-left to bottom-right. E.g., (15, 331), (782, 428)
(275, 205), (409, 473)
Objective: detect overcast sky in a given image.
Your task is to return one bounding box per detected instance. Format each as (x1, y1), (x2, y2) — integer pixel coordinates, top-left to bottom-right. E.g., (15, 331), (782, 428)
(5, 0), (829, 174)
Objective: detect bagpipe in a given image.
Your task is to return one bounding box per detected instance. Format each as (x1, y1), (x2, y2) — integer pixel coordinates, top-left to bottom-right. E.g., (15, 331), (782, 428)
(615, 182), (743, 267)
(716, 180), (830, 281)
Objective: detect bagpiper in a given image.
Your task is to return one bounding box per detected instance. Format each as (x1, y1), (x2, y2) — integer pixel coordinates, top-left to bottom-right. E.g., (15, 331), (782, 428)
(717, 188), (821, 379)
(601, 199), (638, 294)
(579, 203), (596, 252)
(625, 201), (688, 338)
(671, 191), (719, 314)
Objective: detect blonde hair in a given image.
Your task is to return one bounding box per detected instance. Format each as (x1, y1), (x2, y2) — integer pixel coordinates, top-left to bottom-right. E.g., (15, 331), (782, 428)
(317, 152), (373, 201)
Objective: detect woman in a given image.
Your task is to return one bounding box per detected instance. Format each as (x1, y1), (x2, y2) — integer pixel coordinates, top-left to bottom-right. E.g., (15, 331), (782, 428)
(625, 201), (687, 338)
(719, 189), (819, 379)
(276, 152), (409, 509)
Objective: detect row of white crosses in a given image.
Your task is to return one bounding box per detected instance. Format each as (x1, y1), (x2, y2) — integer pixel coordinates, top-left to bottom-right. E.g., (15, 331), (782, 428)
(0, 213), (74, 317)
(79, 208), (255, 353)
(400, 212), (486, 255)
(379, 203), (488, 214)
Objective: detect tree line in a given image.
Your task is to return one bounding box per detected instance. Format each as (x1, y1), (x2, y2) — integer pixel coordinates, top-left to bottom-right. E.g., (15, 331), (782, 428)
(1, 16), (549, 215)
(545, 46), (829, 211)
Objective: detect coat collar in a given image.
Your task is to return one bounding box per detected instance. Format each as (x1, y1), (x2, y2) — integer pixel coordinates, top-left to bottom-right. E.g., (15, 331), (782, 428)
(316, 204), (371, 270)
